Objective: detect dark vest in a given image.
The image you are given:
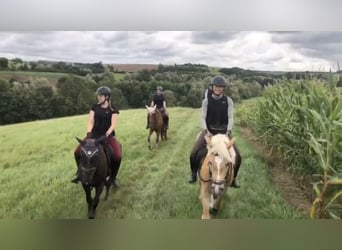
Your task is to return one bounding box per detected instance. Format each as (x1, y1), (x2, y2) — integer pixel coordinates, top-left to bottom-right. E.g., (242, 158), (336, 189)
(206, 95), (228, 134)
(153, 94), (165, 109)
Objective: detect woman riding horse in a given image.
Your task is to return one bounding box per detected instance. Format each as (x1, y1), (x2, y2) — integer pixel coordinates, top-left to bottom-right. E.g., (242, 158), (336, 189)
(146, 86), (169, 130)
(71, 86), (122, 188)
(188, 76), (242, 187)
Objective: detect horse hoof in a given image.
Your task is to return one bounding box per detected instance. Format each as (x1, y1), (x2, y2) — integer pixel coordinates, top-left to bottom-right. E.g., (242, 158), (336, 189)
(88, 216), (95, 219)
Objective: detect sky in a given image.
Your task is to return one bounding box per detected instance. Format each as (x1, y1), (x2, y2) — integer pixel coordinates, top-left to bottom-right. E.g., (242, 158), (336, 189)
(1, 31), (342, 72)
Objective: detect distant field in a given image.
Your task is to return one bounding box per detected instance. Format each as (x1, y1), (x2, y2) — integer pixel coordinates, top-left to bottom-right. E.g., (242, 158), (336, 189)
(0, 71), (68, 86)
(114, 72), (126, 81)
(110, 64), (159, 73)
(0, 107), (304, 219)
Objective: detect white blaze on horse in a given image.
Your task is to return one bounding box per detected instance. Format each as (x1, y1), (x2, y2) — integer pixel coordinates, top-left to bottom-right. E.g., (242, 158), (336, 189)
(146, 105), (166, 148)
(199, 133), (236, 219)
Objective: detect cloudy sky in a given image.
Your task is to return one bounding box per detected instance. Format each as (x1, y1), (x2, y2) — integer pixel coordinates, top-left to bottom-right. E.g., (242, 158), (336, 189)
(0, 31), (342, 72)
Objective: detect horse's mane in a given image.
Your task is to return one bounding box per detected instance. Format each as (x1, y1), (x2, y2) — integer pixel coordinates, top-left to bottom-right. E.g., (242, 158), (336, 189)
(207, 134), (236, 165)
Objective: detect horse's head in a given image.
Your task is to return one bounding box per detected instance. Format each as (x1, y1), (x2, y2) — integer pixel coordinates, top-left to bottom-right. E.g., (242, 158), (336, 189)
(146, 105), (161, 130)
(145, 104), (157, 114)
(204, 134), (236, 198)
(76, 136), (107, 185)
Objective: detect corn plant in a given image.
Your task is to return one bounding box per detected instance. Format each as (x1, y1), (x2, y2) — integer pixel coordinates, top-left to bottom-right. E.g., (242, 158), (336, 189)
(239, 79), (342, 219)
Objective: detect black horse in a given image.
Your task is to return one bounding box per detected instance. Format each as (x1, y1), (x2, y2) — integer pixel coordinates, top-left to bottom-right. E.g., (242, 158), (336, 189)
(75, 136), (113, 219)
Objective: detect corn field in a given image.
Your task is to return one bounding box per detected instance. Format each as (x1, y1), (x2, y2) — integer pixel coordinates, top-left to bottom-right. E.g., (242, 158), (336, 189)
(238, 79), (342, 219)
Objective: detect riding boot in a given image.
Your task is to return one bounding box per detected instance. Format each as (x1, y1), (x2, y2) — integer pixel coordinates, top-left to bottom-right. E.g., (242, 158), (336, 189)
(188, 172), (197, 183)
(146, 115), (149, 129)
(230, 146), (241, 188)
(110, 156), (121, 188)
(165, 116), (169, 129)
(71, 154), (81, 184)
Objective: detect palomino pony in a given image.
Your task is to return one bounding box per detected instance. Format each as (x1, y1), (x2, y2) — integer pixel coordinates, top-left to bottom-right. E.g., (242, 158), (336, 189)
(76, 136), (111, 219)
(199, 133), (236, 219)
(146, 105), (167, 148)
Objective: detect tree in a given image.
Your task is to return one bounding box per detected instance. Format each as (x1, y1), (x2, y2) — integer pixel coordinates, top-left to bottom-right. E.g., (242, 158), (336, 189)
(0, 57), (8, 69)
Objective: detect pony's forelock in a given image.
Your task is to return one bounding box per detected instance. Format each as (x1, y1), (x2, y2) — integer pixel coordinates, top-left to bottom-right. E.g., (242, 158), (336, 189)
(208, 134), (236, 165)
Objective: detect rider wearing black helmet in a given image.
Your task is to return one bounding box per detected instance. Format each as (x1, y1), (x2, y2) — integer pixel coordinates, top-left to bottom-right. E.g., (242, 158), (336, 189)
(71, 86), (122, 187)
(188, 76), (242, 187)
(146, 85), (169, 129)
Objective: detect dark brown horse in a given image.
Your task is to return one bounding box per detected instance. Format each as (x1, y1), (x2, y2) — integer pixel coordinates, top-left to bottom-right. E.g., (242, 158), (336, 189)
(146, 105), (167, 148)
(75, 136), (111, 219)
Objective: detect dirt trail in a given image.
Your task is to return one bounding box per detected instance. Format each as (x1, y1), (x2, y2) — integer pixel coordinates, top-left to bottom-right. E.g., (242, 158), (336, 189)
(239, 127), (312, 216)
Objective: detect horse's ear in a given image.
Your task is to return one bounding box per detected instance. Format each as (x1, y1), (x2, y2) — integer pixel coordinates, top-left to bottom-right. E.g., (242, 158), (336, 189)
(145, 105), (150, 110)
(204, 133), (212, 144)
(95, 135), (106, 146)
(153, 104), (157, 109)
(76, 137), (85, 146)
(225, 138), (235, 149)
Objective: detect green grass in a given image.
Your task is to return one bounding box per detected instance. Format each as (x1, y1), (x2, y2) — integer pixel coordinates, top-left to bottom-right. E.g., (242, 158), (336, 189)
(114, 72), (126, 81)
(0, 107), (304, 219)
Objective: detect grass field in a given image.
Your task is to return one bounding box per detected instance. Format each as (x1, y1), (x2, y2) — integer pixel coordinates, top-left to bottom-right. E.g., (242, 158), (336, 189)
(0, 107), (304, 219)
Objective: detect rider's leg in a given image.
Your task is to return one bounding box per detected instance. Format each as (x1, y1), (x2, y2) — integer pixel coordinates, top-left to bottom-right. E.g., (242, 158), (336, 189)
(189, 130), (206, 183)
(107, 136), (122, 187)
(71, 145), (81, 183)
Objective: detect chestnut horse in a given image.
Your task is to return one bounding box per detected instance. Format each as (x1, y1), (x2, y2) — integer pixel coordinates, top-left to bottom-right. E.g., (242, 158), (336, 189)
(199, 134), (236, 219)
(146, 105), (167, 148)
(75, 136), (111, 219)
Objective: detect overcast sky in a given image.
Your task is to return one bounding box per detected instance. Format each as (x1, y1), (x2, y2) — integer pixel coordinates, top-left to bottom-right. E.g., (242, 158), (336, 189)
(0, 31), (341, 72)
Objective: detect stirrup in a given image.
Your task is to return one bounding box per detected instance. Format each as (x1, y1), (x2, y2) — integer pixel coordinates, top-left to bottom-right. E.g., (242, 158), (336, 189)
(71, 176), (80, 184)
(188, 173), (197, 184)
(112, 179), (120, 188)
(231, 179), (240, 188)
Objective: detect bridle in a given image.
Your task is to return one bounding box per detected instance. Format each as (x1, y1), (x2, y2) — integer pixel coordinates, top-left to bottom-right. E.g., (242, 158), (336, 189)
(199, 153), (233, 185)
(80, 142), (100, 179)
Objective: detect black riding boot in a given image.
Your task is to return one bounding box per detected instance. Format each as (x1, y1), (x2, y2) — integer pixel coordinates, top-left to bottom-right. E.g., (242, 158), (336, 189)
(111, 159), (121, 188)
(230, 146), (241, 188)
(146, 115), (149, 129)
(188, 172), (197, 183)
(71, 154), (81, 184)
(164, 116), (169, 129)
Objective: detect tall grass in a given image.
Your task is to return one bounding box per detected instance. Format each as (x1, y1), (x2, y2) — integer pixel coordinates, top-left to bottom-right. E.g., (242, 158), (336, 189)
(238, 80), (342, 219)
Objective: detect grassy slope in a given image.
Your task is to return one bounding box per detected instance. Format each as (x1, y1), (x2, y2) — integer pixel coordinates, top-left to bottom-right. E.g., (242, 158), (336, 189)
(0, 107), (303, 219)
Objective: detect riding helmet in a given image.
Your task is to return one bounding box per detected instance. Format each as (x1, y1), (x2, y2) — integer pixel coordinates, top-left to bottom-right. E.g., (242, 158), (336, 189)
(156, 86), (163, 91)
(96, 86), (112, 96)
(211, 76), (227, 87)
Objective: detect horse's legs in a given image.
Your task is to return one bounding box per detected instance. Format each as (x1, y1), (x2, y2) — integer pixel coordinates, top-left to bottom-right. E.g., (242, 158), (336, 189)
(200, 182), (211, 219)
(82, 184), (92, 217)
(164, 127), (167, 140)
(213, 186), (228, 212)
(104, 180), (110, 201)
(147, 129), (153, 149)
(89, 184), (104, 219)
(104, 169), (111, 201)
(155, 131), (160, 146)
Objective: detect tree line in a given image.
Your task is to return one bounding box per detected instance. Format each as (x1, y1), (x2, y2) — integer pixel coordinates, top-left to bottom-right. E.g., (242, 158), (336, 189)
(2, 57), (338, 125)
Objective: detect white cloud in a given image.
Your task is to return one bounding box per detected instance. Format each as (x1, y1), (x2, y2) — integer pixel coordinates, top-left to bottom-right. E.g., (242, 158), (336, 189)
(0, 31), (339, 71)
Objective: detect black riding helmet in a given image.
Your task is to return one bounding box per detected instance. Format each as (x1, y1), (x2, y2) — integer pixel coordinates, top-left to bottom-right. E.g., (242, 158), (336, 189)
(96, 86), (112, 96)
(211, 76), (227, 87)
